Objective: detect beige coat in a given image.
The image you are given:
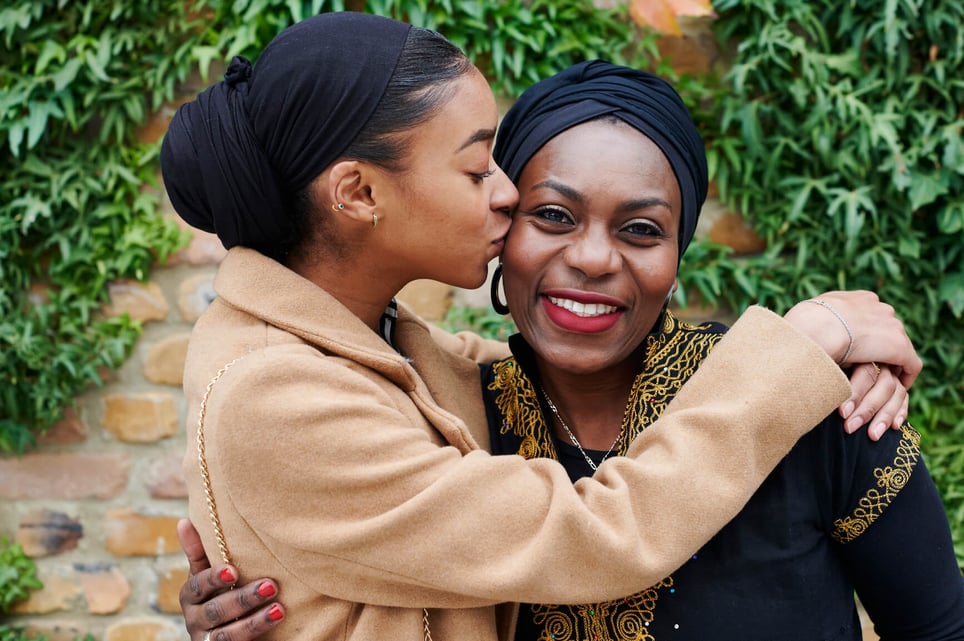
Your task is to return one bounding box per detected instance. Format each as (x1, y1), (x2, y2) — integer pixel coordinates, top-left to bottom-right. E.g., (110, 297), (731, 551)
(183, 247), (850, 641)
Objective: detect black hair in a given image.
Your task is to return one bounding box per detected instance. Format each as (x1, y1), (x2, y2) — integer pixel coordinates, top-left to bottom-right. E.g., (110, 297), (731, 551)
(284, 27), (474, 265)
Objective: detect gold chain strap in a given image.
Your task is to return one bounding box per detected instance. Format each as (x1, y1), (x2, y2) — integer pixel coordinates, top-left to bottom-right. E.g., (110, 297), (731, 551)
(196, 357), (243, 566)
(199, 357), (434, 640)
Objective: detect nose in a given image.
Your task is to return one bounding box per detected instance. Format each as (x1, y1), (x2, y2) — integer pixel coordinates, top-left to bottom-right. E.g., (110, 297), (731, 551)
(490, 165), (519, 216)
(563, 226), (621, 278)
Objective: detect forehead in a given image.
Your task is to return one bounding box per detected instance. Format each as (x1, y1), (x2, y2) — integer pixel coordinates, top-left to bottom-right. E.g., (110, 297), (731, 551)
(410, 70), (498, 153)
(520, 119), (680, 202)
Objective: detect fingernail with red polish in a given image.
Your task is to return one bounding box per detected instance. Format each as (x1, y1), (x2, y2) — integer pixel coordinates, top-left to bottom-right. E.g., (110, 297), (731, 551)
(258, 581), (276, 598)
(268, 604), (284, 621)
(220, 567), (236, 583)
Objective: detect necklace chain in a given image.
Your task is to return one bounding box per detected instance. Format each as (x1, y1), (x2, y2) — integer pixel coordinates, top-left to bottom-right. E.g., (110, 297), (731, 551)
(539, 386), (626, 471)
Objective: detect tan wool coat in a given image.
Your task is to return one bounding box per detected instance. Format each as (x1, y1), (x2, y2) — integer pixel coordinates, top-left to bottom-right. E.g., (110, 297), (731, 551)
(182, 247), (851, 641)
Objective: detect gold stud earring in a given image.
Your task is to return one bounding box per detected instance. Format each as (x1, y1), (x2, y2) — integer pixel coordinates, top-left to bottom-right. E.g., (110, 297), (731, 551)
(331, 202), (345, 212)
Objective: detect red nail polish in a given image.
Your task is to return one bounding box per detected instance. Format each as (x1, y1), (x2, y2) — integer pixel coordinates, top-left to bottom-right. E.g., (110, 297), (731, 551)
(258, 581), (277, 598)
(220, 567), (236, 583)
(268, 604), (284, 621)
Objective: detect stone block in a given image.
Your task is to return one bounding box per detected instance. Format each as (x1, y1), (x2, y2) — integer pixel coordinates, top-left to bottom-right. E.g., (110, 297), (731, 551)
(177, 272), (217, 322)
(10, 568), (82, 614)
(76, 562), (131, 615)
(103, 280), (170, 322)
(144, 333), (191, 386)
(38, 408), (88, 445)
(102, 393), (178, 443)
(105, 618), (183, 641)
(20, 619), (93, 641)
(0, 453), (129, 500)
(156, 566), (188, 614)
(16, 510), (83, 558)
(104, 508), (181, 557)
(147, 454), (187, 500)
(164, 212), (227, 266)
(397, 279), (453, 322)
(695, 196), (767, 256)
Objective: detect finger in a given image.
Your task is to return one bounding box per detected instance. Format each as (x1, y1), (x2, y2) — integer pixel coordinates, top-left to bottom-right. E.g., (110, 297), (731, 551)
(204, 579), (280, 628)
(894, 393), (909, 430)
(844, 367), (899, 438)
(839, 362), (879, 422)
(210, 603), (286, 641)
(865, 379), (907, 440)
(177, 518), (212, 575)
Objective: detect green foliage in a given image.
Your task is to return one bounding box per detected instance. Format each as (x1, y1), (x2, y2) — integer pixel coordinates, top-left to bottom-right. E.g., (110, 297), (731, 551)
(0, 538), (42, 613)
(0, 1), (195, 452)
(206, 0), (656, 98)
(440, 305), (518, 342)
(684, 0), (963, 432)
(676, 0), (964, 562)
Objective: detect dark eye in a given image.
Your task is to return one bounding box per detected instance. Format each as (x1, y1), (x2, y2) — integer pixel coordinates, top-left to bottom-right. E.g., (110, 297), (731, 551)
(534, 206), (573, 225)
(470, 168), (496, 183)
(622, 219), (665, 238)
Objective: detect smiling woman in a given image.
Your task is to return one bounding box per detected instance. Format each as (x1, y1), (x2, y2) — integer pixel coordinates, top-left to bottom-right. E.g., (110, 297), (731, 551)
(483, 59), (964, 640)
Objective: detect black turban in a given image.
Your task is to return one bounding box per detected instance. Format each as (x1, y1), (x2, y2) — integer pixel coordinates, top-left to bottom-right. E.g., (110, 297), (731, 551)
(493, 60), (708, 257)
(160, 12), (412, 255)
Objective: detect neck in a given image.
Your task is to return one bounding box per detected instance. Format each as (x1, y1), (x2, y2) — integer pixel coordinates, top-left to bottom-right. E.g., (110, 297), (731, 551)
(290, 253), (406, 331)
(538, 358), (640, 451)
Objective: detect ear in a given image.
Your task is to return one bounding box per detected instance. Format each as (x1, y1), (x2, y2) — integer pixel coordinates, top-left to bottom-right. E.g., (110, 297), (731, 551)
(327, 160), (378, 225)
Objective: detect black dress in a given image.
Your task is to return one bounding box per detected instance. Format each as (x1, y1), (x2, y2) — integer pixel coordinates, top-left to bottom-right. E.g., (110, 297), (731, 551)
(481, 310), (964, 641)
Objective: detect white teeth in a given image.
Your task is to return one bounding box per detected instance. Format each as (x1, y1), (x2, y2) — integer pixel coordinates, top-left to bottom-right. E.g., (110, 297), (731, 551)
(547, 296), (617, 317)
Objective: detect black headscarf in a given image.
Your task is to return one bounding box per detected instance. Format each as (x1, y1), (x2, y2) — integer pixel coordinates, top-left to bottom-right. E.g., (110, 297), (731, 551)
(493, 60), (708, 257)
(160, 12), (412, 256)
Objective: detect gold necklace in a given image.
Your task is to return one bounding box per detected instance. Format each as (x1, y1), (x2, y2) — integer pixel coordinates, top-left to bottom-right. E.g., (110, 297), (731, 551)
(540, 386), (625, 471)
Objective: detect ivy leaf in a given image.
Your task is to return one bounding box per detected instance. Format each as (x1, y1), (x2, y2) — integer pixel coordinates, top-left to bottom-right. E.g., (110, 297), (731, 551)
(939, 272), (964, 318)
(628, 0), (713, 36)
(51, 57), (83, 92)
(908, 170), (950, 210)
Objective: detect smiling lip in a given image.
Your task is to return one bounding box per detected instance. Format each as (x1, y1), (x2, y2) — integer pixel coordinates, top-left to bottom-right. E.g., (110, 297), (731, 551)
(540, 290), (624, 333)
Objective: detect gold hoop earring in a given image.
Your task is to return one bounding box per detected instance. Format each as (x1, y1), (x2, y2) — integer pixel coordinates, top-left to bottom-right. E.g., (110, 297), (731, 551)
(372, 213), (378, 228)
(331, 202), (345, 212)
(490, 264), (509, 315)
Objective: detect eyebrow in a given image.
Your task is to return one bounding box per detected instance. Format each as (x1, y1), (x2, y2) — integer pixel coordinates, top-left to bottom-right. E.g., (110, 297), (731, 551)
(532, 179), (673, 213)
(456, 128), (496, 152)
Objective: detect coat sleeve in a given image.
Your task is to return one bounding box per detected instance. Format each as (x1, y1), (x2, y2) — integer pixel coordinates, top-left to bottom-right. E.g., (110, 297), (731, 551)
(206, 306), (851, 608)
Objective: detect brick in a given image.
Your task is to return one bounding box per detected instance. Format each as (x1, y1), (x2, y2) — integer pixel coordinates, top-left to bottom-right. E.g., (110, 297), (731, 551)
(654, 17), (720, 76)
(103, 279), (170, 322)
(38, 408), (88, 445)
(397, 279), (453, 322)
(20, 619), (93, 641)
(10, 568), (82, 614)
(76, 562), (131, 615)
(144, 333), (191, 386)
(165, 212), (227, 266)
(104, 508), (181, 557)
(178, 272), (217, 322)
(147, 454), (187, 500)
(16, 510), (83, 558)
(155, 565), (188, 614)
(105, 618), (183, 641)
(102, 393), (178, 443)
(0, 453), (129, 500)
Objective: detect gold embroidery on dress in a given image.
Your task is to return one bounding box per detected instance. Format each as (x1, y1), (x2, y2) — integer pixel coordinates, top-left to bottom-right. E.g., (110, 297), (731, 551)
(488, 311), (724, 640)
(831, 425), (921, 543)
